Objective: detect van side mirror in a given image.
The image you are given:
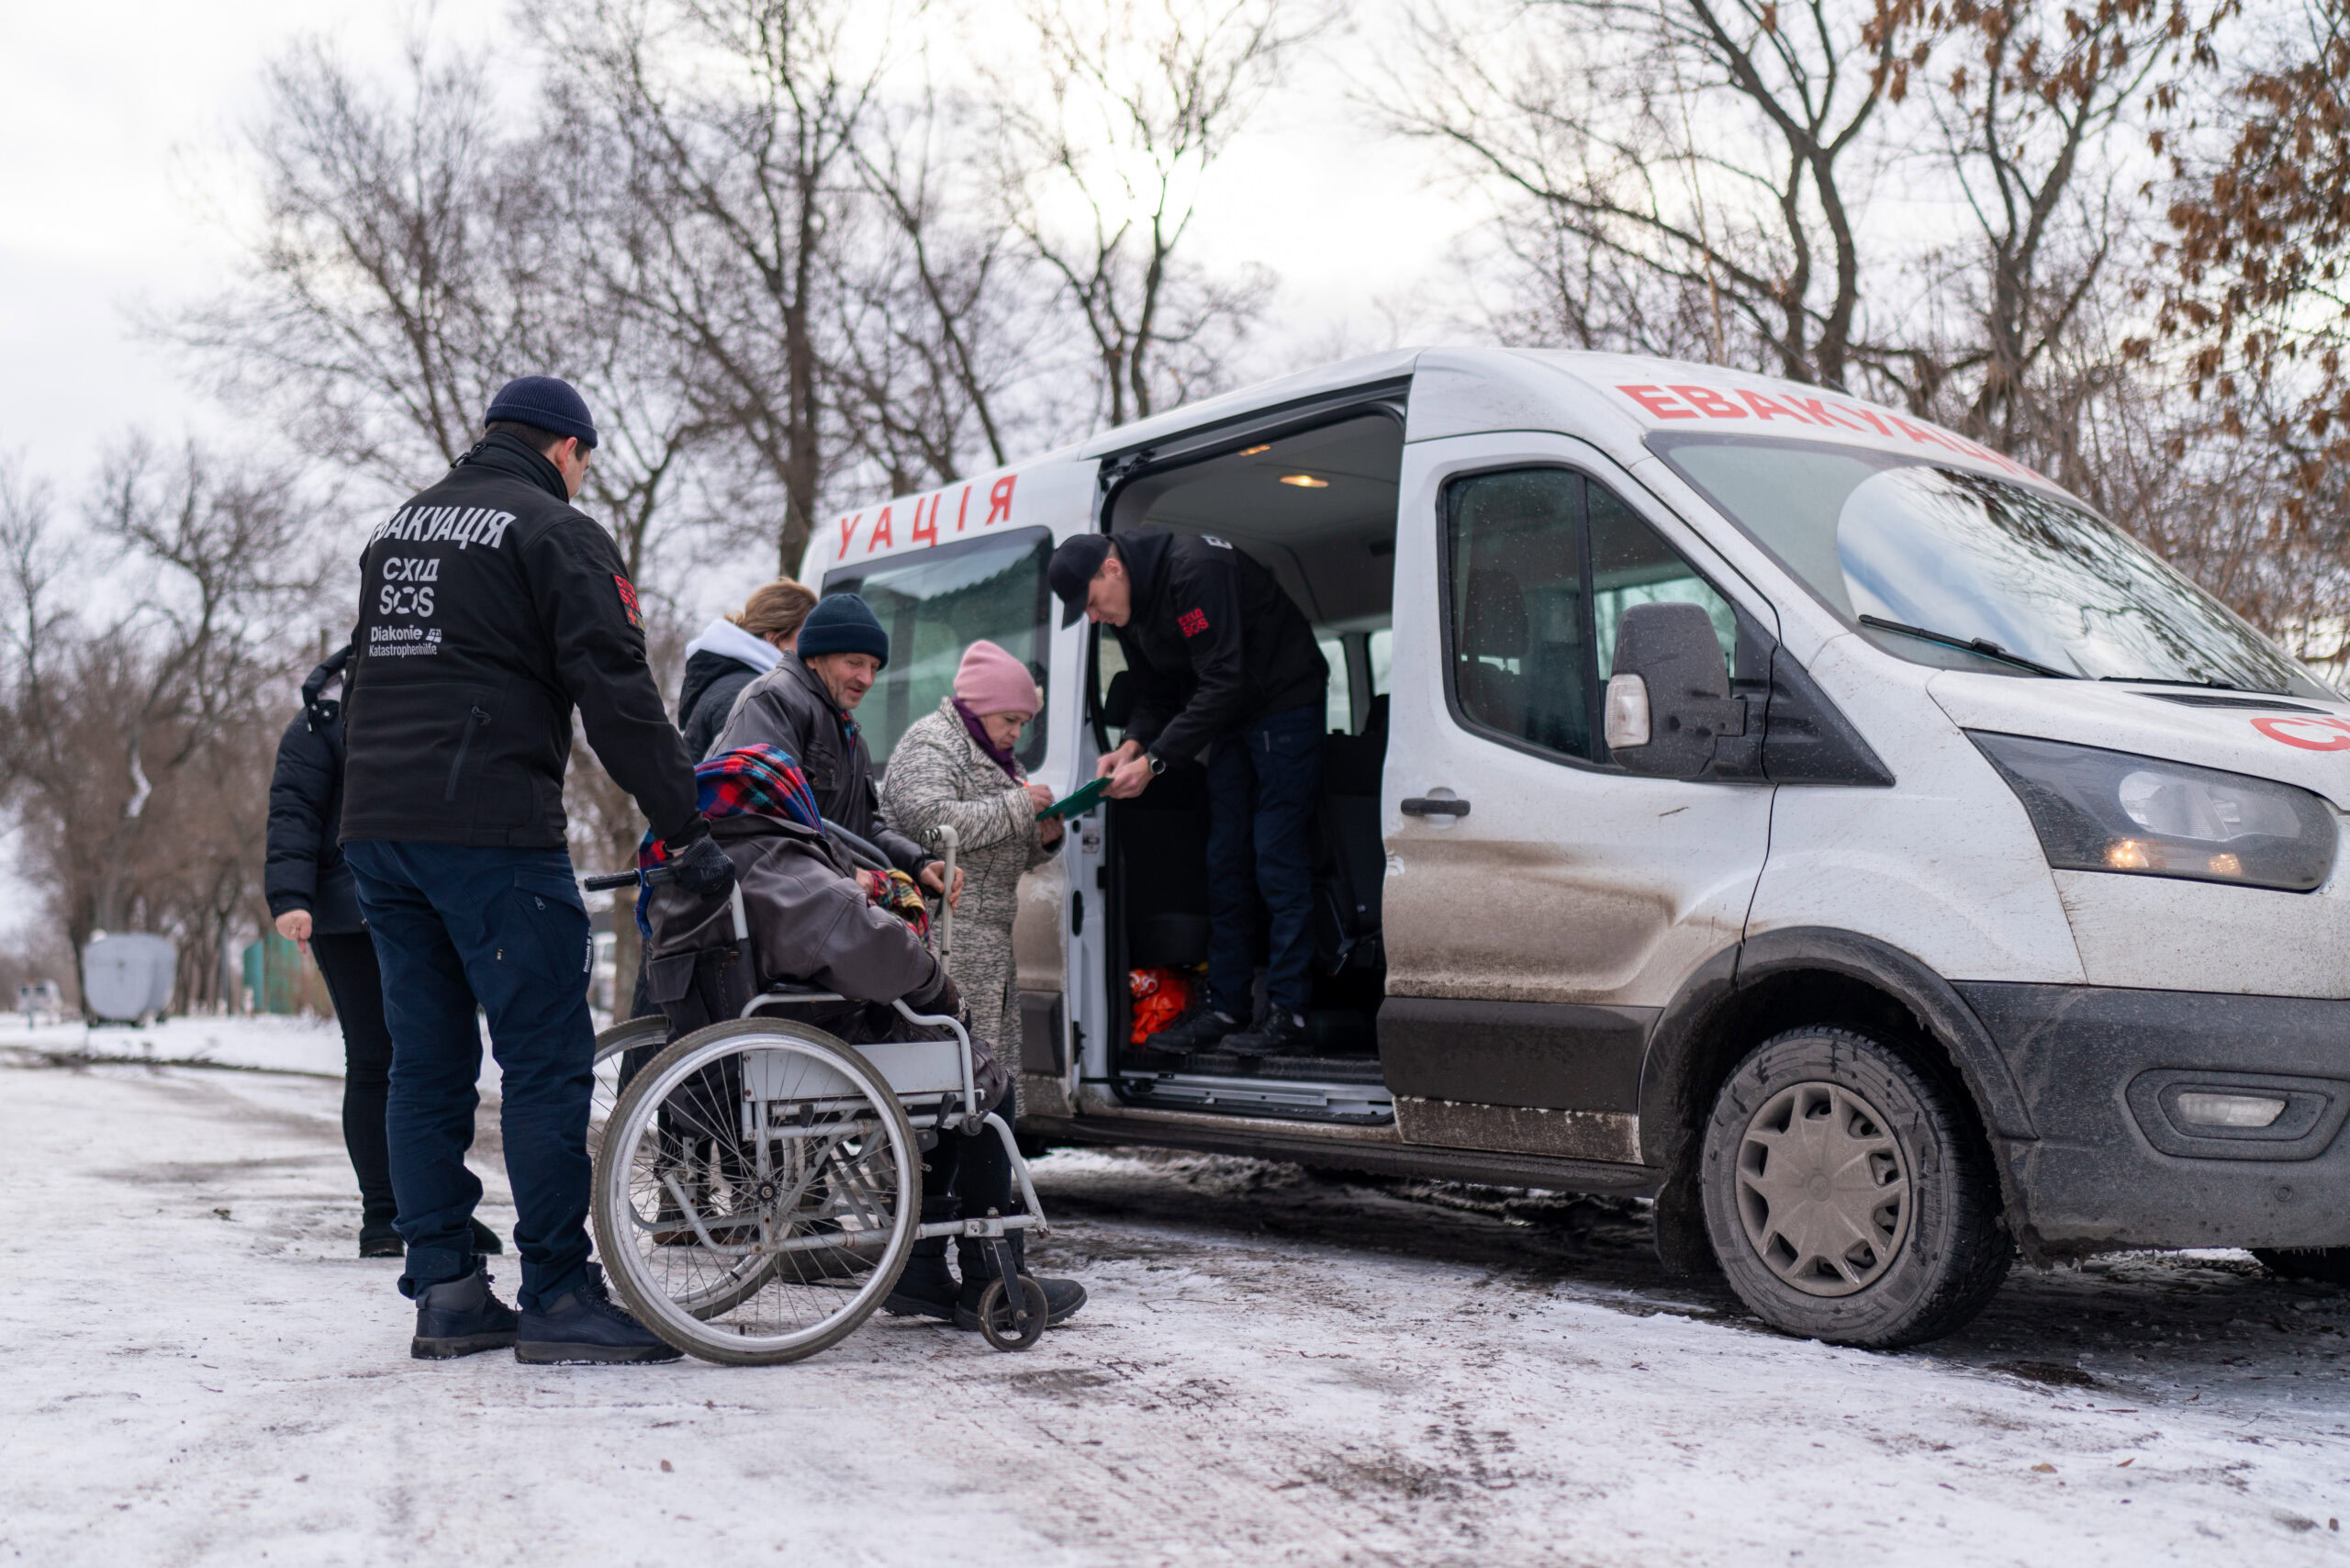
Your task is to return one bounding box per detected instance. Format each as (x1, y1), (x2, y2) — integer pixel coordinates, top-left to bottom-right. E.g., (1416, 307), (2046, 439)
(1605, 601), (1745, 778)
(1101, 669), (1135, 730)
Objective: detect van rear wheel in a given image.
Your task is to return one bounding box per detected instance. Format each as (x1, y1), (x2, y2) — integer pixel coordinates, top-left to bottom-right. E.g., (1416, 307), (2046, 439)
(1700, 1026), (2010, 1349)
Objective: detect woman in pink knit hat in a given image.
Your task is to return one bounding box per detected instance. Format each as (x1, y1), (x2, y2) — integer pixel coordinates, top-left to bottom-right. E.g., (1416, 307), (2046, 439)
(879, 637), (1061, 1051)
(878, 640), (1072, 1326)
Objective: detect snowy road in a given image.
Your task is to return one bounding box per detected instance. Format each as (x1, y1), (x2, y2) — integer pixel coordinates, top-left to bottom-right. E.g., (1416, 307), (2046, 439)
(4, 1051), (2348, 1566)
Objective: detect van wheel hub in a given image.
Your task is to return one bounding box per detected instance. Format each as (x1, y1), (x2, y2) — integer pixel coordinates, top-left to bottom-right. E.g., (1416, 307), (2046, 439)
(1733, 1081), (1913, 1298)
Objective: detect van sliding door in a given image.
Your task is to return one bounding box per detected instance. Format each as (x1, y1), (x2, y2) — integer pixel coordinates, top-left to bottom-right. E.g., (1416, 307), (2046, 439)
(1380, 434), (1778, 1165)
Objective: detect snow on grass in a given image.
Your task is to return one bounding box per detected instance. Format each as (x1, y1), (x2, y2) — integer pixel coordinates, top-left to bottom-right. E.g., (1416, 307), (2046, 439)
(0, 1013), (349, 1074)
(3, 1058), (2346, 1566)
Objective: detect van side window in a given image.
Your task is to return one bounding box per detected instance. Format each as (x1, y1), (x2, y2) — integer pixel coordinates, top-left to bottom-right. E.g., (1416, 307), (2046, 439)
(1587, 484), (1738, 685)
(1446, 469), (1735, 766)
(824, 526), (1053, 769)
(1446, 469), (1590, 758)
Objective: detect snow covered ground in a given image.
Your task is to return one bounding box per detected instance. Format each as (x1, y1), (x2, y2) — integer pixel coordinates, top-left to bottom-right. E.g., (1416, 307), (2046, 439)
(4, 1039), (2348, 1566)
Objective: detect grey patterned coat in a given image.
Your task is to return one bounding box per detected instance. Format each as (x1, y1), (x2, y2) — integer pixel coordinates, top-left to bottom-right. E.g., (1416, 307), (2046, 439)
(880, 699), (1057, 1070)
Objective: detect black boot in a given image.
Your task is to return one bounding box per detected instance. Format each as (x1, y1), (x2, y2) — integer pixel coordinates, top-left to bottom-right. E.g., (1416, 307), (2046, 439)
(955, 1229), (1087, 1332)
(1224, 1008), (1305, 1058)
(358, 1217), (403, 1259)
(410, 1258), (520, 1360)
(467, 1216), (505, 1255)
(515, 1262), (683, 1365)
(884, 1198), (963, 1322)
(1149, 1008), (1239, 1056)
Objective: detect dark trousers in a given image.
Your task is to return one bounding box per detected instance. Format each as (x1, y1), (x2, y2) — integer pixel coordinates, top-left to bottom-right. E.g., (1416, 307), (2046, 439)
(924, 1081), (1014, 1218)
(345, 840), (595, 1311)
(308, 932), (396, 1227)
(1203, 701), (1325, 1019)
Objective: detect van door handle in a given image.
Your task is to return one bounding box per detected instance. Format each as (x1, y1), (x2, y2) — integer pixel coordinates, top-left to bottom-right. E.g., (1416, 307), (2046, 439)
(1400, 797), (1471, 818)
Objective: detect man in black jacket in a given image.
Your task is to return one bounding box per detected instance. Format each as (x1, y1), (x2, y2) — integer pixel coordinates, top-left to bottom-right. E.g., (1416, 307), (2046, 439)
(341, 375), (733, 1366)
(709, 592), (959, 901)
(1050, 529), (1328, 1057)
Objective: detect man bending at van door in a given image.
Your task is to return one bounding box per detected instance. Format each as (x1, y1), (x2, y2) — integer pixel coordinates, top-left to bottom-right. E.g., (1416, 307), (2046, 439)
(1050, 531), (1328, 1057)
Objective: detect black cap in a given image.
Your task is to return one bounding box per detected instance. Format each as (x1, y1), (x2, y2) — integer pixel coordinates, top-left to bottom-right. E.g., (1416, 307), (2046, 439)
(1048, 534), (1115, 628)
(485, 375), (599, 449)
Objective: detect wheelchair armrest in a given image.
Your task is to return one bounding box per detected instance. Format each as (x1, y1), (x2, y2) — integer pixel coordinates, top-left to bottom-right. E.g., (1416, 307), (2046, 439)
(742, 985), (846, 1017)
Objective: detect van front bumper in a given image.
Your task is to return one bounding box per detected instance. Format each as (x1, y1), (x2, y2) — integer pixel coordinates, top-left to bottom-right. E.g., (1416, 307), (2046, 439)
(1958, 981), (2350, 1253)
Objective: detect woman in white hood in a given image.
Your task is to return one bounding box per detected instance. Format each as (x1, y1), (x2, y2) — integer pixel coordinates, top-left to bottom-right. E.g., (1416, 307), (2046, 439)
(677, 580), (815, 759)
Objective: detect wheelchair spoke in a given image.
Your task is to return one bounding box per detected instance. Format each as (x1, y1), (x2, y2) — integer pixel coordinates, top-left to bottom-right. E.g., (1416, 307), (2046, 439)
(594, 1025), (923, 1357)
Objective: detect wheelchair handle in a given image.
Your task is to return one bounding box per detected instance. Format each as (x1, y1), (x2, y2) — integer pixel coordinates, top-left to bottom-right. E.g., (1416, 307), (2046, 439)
(581, 863), (744, 941)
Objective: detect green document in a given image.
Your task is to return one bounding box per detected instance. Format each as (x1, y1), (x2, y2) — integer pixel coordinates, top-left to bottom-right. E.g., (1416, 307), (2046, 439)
(1035, 777), (1113, 822)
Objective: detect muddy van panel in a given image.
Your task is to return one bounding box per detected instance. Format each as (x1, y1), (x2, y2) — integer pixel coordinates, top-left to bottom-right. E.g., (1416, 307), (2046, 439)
(1378, 428), (1777, 1159)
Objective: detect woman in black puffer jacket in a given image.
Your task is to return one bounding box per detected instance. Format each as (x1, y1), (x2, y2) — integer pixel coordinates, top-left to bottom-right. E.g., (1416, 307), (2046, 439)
(265, 646), (499, 1259)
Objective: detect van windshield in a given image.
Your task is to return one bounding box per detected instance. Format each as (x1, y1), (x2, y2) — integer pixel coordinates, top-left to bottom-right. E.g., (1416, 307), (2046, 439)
(1653, 434), (2329, 699)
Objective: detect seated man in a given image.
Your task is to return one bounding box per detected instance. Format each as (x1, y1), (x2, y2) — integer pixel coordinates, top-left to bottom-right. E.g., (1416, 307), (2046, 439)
(640, 745), (1082, 1332)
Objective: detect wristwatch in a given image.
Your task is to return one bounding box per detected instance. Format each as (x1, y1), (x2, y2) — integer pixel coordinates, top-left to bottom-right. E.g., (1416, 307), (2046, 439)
(1144, 750), (1168, 777)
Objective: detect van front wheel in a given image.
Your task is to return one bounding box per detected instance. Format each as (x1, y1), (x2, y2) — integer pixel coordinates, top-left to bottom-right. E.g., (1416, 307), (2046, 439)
(1700, 1027), (2010, 1349)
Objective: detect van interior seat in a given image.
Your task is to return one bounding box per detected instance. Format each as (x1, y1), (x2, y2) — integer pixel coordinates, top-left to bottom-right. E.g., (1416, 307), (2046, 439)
(1458, 569), (1528, 735)
(1315, 693), (1388, 976)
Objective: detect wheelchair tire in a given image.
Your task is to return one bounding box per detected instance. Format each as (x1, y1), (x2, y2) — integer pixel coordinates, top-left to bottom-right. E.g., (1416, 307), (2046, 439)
(593, 1019), (922, 1365)
(595, 1015), (793, 1319)
(976, 1275), (1049, 1352)
(589, 1015), (670, 1164)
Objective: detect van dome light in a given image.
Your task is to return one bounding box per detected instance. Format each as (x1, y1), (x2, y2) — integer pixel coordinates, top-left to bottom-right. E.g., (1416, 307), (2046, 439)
(1278, 474), (1328, 488)
(2174, 1091), (2288, 1129)
(2106, 838), (2153, 870)
(1239, 443), (1270, 455)
(2208, 852), (2244, 877)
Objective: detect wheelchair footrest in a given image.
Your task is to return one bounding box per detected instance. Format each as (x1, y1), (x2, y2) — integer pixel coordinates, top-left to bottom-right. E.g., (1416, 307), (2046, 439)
(914, 1214), (1045, 1242)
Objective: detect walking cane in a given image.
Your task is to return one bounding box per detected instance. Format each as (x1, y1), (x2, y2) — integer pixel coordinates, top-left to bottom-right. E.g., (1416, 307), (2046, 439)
(930, 823), (957, 978)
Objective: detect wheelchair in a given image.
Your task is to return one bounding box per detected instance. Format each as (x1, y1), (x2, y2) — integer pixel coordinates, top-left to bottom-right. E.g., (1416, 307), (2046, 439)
(578, 824), (1051, 1364)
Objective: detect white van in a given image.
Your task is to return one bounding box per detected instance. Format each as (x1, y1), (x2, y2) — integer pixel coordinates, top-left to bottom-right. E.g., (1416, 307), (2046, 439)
(809, 348), (2350, 1347)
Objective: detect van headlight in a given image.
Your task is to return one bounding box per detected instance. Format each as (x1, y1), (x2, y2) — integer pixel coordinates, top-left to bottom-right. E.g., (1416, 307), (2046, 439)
(1969, 732), (2339, 892)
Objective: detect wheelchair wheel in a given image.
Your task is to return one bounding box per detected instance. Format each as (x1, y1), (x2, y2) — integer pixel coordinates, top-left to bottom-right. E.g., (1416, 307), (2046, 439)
(976, 1275), (1049, 1352)
(589, 1014), (669, 1165)
(593, 1019), (922, 1365)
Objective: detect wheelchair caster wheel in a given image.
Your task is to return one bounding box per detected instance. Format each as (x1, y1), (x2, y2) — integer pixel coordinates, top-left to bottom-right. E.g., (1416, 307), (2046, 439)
(977, 1275), (1048, 1351)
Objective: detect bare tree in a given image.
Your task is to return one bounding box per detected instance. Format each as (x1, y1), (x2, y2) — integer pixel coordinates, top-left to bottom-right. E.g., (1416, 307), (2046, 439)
(990, 0), (1312, 426)
(830, 83), (1054, 492)
(2156, 0), (2350, 497)
(0, 441), (330, 1013)
(1870, 0), (2209, 470)
(1385, 0), (1933, 390)
(533, 0), (881, 577)
(166, 28), (718, 585)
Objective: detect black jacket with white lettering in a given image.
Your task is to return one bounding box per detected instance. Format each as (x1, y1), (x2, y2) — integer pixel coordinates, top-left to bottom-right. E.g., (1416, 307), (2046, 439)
(339, 433), (699, 848)
(1112, 528), (1328, 764)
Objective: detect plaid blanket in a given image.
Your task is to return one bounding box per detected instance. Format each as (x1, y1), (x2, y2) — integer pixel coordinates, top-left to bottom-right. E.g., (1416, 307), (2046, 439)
(634, 745), (824, 935)
(632, 744), (926, 941)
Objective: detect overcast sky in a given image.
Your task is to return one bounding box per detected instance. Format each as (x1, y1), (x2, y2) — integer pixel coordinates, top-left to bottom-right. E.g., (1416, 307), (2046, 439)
(0, 2), (1474, 499)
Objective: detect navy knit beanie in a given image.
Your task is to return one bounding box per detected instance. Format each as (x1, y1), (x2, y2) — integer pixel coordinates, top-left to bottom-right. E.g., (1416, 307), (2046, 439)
(485, 375), (599, 449)
(797, 592), (890, 667)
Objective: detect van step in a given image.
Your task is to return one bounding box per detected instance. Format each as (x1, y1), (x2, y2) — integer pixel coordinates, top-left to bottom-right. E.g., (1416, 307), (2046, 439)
(1119, 1048), (1385, 1084)
(1114, 1070), (1394, 1125)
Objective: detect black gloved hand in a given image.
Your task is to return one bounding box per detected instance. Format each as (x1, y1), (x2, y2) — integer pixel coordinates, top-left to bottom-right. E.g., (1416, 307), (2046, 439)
(666, 827), (736, 902)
